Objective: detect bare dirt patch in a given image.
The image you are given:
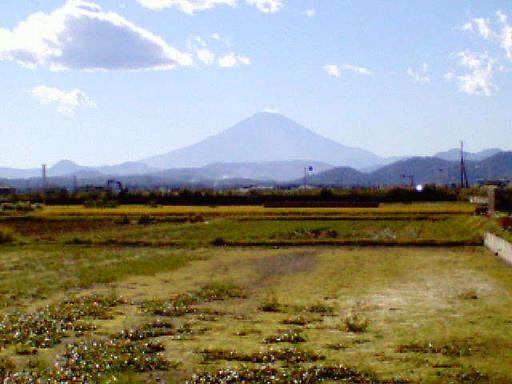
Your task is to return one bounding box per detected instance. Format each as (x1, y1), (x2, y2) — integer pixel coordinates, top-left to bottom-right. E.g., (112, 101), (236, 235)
(255, 251), (318, 278)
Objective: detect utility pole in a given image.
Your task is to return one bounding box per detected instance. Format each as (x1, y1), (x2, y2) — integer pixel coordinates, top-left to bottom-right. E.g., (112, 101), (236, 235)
(401, 174), (414, 187)
(42, 164), (47, 205)
(303, 167), (307, 189)
(460, 141), (469, 188)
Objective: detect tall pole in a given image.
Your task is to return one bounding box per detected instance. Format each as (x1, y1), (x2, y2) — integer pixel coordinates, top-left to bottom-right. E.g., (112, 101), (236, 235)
(42, 164), (47, 204)
(460, 142), (464, 188)
(303, 167), (307, 189)
(460, 141), (469, 188)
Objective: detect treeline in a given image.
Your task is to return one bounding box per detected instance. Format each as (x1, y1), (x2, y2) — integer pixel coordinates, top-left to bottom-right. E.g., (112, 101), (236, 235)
(5, 185), (464, 206)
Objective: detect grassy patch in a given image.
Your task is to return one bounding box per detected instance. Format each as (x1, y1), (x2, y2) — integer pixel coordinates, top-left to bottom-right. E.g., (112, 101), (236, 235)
(0, 246), (197, 307)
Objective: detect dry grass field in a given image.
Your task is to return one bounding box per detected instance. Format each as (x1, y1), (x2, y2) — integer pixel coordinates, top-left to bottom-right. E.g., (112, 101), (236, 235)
(0, 202), (510, 383)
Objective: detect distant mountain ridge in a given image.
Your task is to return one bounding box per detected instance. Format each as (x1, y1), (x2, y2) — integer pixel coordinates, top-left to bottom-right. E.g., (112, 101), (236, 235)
(434, 148), (502, 162)
(0, 160), (158, 180)
(0, 112), (510, 186)
(306, 151), (512, 186)
(2, 152), (512, 189)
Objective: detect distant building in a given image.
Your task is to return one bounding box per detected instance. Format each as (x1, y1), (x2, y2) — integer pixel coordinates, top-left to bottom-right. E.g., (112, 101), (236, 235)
(0, 186), (16, 195)
(0, 186), (16, 202)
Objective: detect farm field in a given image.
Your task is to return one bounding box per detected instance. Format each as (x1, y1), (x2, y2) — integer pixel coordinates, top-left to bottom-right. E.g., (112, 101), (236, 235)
(0, 202), (510, 383)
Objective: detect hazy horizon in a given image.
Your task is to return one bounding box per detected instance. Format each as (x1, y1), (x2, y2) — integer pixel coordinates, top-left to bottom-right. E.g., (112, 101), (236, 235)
(1, 1), (512, 168)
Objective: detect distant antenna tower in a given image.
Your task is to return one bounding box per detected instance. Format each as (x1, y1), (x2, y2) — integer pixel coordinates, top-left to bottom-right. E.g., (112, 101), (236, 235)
(42, 164), (47, 192)
(401, 174), (415, 187)
(460, 141), (469, 188)
(42, 164), (47, 204)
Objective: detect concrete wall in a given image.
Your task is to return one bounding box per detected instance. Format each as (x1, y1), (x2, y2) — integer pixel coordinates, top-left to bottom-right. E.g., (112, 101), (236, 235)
(484, 232), (512, 265)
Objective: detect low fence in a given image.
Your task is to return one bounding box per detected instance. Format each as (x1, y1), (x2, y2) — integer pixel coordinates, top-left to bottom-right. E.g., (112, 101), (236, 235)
(484, 232), (512, 265)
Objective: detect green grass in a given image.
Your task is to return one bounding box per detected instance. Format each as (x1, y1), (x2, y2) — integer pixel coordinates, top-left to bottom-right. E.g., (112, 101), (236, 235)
(48, 215), (489, 246)
(0, 246), (202, 308)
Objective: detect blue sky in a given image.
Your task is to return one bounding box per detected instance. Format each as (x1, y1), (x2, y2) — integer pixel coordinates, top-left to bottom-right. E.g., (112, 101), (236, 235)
(1, 0), (511, 168)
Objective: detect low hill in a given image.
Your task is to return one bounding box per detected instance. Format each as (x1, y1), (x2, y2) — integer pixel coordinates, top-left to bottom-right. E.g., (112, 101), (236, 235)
(306, 152), (512, 186)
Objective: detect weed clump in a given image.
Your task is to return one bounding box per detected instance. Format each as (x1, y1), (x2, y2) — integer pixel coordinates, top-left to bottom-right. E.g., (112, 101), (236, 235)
(54, 338), (170, 381)
(114, 215), (131, 225)
(264, 329), (306, 344)
(137, 214), (154, 225)
(0, 226), (15, 244)
(259, 291), (281, 312)
(1, 335), (173, 382)
(306, 303), (334, 315)
(141, 283), (243, 317)
(0, 294), (123, 350)
(343, 313), (370, 333)
(458, 289), (478, 300)
(396, 339), (480, 357)
(281, 315), (311, 326)
(211, 237), (226, 246)
(118, 321), (176, 341)
(186, 365), (397, 384)
(200, 347), (324, 364)
(188, 213), (205, 223)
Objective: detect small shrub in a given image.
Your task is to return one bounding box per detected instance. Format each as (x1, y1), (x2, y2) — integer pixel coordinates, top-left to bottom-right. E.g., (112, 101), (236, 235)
(264, 329), (306, 344)
(15, 343), (37, 355)
(200, 347), (324, 364)
(396, 339), (480, 357)
(281, 315), (310, 326)
(138, 215), (153, 225)
(307, 303), (334, 315)
(114, 215), (131, 225)
(83, 199), (97, 208)
(188, 213), (205, 223)
(0, 203), (16, 211)
(459, 289), (478, 300)
(259, 292), (281, 312)
(197, 282), (244, 301)
(0, 357), (15, 375)
(211, 237), (226, 246)
(15, 202), (34, 212)
(343, 313), (369, 333)
(186, 365), (382, 383)
(0, 226), (15, 244)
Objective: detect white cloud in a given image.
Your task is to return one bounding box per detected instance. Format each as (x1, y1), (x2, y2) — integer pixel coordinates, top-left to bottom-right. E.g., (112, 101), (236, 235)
(444, 72), (454, 81)
(497, 11), (512, 61)
(30, 85), (97, 116)
(245, 0), (283, 13)
(263, 107), (279, 113)
(457, 51), (486, 69)
(304, 9), (315, 18)
(137, 0), (283, 13)
(344, 64), (372, 75)
(406, 63), (431, 84)
(463, 17), (495, 39)
(0, 0), (192, 71)
(218, 53), (250, 67)
(196, 48), (215, 65)
(323, 64), (340, 78)
(456, 51), (497, 96)
(135, 0), (236, 14)
(189, 34), (249, 68)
